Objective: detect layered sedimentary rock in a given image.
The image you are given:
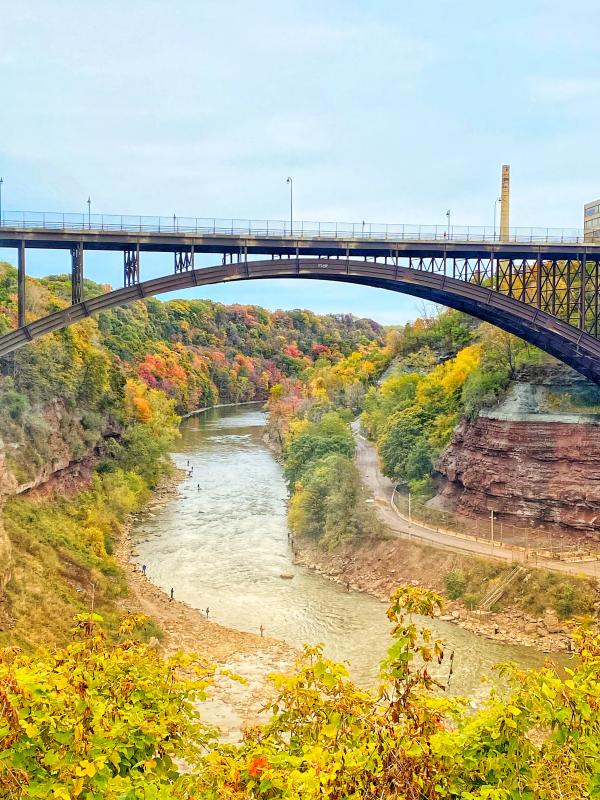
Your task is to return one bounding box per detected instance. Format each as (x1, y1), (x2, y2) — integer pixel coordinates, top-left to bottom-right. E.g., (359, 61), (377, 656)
(436, 416), (600, 537)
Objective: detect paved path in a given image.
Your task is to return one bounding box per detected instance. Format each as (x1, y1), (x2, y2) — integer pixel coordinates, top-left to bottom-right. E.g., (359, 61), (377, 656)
(352, 422), (600, 580)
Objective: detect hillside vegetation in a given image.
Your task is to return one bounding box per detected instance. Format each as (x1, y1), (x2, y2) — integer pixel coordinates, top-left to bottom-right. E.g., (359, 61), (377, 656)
(271, 308), (598, 618)
(2, 590), (600, 798)
(0, 263), (384, 648)
(2, 270), (600, 795)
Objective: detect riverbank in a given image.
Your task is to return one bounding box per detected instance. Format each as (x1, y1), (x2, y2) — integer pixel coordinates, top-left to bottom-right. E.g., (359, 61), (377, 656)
(292, 532), (584, 653)
(182, 400), (264, 419)
(119, 470), (293, 662)
(119, 466), (296, 741)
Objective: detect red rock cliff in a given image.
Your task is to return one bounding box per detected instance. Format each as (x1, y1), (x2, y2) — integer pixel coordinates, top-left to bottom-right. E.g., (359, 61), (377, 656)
(436, 416), (600, 538)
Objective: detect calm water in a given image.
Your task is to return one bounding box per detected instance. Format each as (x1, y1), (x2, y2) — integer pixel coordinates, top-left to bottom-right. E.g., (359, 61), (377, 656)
(132, 405), (544, 697)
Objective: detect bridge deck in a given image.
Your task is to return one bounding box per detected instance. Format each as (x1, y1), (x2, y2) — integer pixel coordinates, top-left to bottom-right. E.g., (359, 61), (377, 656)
(1, 225), (600, 259)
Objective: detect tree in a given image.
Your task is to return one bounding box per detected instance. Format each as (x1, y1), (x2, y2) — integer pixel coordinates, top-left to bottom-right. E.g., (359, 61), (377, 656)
(378, 407), (429, 483)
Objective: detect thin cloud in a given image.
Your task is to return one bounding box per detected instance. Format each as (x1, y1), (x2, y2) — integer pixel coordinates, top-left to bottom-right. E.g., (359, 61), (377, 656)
(529, 75), (600, 102)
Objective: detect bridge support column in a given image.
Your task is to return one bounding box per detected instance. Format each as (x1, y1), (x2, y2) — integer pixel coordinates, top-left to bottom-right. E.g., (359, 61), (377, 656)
(124, 245), (140, 287)
(18, 241), (25, 328)
(70, 242), (84, 305)
(174, 247), (194, 273)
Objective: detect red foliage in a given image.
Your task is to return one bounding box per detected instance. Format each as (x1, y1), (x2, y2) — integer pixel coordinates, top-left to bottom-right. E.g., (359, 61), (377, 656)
(247, 756), (269, 778)
(283, 343), (302, 359)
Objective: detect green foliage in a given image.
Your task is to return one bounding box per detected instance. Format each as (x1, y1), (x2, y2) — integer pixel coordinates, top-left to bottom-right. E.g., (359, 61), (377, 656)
(378, 406), (431, 483)
(391, 309), (475, 361)
(0, 386), (29, 421)
(0, 469), (149, 650)
(403, 435), (433, 482)
(190, 587), (600, 798)
(461, 366), (510, 419)
(0, 615), (213, 799)
(283, 412), (355, 487)
(361, 372), (420, 439)
(443, 569), (466, 600)
(289, 453), (380, 548)
(3, 586), (600, 798)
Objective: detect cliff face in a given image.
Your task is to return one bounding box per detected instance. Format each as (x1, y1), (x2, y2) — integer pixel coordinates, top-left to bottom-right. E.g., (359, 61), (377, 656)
(436, 416), (600, 537)
(0, 401), (119, 593)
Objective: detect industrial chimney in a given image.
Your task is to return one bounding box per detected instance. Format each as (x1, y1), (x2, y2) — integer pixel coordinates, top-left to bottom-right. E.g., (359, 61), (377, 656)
(500, 165), (510, 240)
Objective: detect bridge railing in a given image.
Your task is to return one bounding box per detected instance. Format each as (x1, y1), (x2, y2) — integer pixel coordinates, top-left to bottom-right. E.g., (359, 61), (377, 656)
(0, 210), (588, 244)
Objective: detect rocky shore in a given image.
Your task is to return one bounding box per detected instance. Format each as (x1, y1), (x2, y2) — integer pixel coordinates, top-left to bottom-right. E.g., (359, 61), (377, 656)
(292, 534), (576, 653)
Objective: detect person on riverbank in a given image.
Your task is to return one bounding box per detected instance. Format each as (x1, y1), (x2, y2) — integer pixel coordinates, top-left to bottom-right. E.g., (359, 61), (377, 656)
(142, 564), (147, 576)
(170, 588), (174, 601)
(205, 607), (210, 618)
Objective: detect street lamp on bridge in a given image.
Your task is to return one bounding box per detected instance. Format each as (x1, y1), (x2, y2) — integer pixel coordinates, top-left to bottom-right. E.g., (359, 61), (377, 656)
(446, 209), (451, 238)
(0, 177), (3, 226)
(493, 196), (501, 240)
(286, 176), (293, 236)
(87, 196), (91, 229)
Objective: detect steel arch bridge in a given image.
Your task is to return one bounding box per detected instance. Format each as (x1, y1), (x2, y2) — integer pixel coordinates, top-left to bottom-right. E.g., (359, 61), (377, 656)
(2, 212), (600, 383)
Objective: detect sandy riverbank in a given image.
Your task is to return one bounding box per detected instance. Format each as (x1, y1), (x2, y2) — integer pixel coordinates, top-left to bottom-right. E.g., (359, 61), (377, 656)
(116, 469), (295, 739)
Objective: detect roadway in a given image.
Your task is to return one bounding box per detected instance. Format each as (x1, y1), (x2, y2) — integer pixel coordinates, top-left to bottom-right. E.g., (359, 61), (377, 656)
(352, 422), (600, 581)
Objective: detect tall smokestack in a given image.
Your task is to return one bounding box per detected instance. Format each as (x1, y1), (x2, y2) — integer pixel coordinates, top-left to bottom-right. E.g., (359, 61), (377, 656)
(500, 165), (510, 240)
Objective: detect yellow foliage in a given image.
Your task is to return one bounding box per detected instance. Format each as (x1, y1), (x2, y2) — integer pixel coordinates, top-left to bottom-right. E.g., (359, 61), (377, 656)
(415, 344), (481, 407)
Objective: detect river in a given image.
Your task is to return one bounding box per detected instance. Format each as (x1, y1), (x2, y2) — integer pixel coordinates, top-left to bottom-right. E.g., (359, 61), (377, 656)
(132, 405), (544, 699)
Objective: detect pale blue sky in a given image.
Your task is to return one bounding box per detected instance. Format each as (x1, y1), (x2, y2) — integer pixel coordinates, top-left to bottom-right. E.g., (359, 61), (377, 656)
(1, 0), (599, 324)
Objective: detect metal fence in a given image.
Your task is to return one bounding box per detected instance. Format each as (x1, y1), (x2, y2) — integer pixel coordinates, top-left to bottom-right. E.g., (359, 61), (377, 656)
(0, 210), (592, 244)
(392, 489), (600, 563)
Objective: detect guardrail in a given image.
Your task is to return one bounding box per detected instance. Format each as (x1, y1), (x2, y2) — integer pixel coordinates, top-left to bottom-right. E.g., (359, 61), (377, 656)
(389, 487), (600, 565)
(0, 210), (592, 245)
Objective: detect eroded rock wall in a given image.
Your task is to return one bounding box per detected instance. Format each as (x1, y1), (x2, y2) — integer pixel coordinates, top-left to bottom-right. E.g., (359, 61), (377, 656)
(0, 401), (119, 593)
(436, 416), (600, 537)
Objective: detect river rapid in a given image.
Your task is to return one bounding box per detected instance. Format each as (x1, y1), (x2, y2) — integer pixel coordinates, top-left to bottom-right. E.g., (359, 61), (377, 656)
(132, 405), (544, 699)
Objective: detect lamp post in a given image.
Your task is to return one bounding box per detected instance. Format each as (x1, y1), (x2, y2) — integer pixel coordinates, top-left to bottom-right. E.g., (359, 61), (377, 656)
(0, 177), (3, 226)
(446, 209), (451, 238)
(87, 196), (91, 229)
(493, 196), (501, 240)
(286, 176), (293, 235)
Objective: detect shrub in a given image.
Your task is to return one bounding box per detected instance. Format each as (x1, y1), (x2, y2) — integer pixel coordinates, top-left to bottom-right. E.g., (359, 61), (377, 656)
(444, 569), (466, 599)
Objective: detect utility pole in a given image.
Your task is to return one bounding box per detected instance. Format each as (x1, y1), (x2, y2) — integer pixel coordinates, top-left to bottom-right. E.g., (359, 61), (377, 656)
(408, 490), (412, 522)
(490, 508), (495, 549)
(493, 196), (501, 240)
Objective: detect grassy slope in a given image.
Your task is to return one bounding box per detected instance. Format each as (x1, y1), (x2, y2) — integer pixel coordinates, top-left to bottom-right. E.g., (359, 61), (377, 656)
(0, 472), (159, 651)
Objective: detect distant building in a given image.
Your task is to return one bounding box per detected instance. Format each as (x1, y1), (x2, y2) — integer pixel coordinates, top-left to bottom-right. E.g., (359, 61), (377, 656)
(584, 199), (600, 241)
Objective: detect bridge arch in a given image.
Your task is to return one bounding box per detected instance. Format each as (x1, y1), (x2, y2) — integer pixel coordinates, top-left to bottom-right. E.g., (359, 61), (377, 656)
(2, 257), (600, 384)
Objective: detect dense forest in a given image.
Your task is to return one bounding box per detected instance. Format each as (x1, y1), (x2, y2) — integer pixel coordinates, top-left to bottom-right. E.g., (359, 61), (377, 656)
(0, 261), (383, 487)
